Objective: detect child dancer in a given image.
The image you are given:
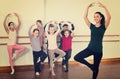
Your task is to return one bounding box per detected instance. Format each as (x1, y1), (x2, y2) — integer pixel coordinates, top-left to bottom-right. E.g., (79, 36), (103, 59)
(59, 21), (75, 68)
(45, 21), (65, 76)
(3, 13), (25, 75)
(28, 24), (44, 76)
(59, 21), (75, 49)
(35, 20), (47, 64)
(74, 2), (111, 79)
(59, 29), (74, 72)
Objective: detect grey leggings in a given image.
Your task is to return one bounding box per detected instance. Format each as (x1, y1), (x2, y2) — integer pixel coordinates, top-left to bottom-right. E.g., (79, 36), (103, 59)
(48, 48), (65, 69)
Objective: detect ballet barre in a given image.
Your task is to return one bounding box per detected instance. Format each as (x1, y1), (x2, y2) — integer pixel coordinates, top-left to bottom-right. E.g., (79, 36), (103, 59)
(0, 35), (120, 45)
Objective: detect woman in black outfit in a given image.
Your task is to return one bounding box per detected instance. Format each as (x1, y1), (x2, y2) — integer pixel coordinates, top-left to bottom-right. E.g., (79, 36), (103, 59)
(74, 2), (111, 79)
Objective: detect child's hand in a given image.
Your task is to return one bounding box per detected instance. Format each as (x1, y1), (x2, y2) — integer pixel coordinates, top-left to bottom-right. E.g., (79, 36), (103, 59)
(60, 21), (64, 23)
(67, 21), (72, 24)
(6, 13), (11, 17)
(49, 20), (53, 23)
(54, 21), (58, 24)
(14, 13), (19, 17)
(31, 24), (36, 27)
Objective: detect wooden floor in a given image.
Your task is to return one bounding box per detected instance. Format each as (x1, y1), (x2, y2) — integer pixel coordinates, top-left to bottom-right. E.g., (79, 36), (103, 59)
(0, 62), (120, 79)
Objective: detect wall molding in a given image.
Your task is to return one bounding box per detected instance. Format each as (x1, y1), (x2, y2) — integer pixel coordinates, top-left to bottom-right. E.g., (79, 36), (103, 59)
(0, 58), (120, 73)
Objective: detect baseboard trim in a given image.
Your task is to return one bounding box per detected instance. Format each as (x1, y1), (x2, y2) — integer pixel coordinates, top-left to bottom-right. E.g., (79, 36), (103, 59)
(0, 58), (120, 73)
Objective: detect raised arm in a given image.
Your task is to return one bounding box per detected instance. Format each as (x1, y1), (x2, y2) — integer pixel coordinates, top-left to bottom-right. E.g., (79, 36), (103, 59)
(44, 23), (49, 36)
(84, 3), (93, 27)
(59, 21), (64, 29)
(14, 13), (21, 32)
(3, 14), (11, 34)
(59, 29), (63, 37)
(67, 21), (75, 30)
(71, 30), (74, 37)
(28, 25), (33, 37)
(55, 22), (60, 35)
(98, 2), (111, 28)
(40, 32), (45, 47)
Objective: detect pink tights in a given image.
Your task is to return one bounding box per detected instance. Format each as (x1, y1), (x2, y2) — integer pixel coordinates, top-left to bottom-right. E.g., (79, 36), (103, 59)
(7, 44), (25, 70)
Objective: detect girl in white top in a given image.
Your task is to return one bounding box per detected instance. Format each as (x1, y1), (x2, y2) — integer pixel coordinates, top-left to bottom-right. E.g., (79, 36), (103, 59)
(45, 21), (65, 76)
(3, 13), (25, 75)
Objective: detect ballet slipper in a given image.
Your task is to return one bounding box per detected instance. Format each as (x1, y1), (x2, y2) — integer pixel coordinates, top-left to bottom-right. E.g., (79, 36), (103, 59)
(12, 53), (17, 60)
(37, 57), (40, 63)
(41, 62), (44, 64)
(63, 64), (66, 69)
(35, 72), (40, 76)
(51, 70), (56, 76)
(10, 69), (15, 75)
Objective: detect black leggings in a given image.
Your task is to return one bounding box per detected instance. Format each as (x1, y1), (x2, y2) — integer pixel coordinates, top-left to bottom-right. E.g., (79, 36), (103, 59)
(74, 48), (103, 79)
(62, 50), (72, 71)
(33, 51), (42, 72)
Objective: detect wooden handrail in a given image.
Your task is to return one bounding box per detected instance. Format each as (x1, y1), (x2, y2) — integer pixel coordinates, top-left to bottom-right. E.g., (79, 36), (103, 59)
(74, 34), (120, 37)
(0, 36), (28, 39)
(0, 34), (119, 38)
(0, 34), (119, 45)
(73, 40), (120, 42)
(0, 43), (31, 45)
(0, 40), (119, 45)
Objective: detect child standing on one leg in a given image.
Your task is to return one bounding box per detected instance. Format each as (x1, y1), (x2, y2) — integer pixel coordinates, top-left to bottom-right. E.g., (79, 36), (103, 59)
(45, 21), (65, 76)
(28, 24), (44, 76)
(59, 21), (75, 69)
(35, 20), (48, 64)
(59, 29), (74, 72)
(3, 13), (25, 75)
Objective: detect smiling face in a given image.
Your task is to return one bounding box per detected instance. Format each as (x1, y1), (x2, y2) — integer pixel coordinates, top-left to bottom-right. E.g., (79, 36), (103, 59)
(64, 30), (70, 37)
(63, 24), (69, 30)
(33, 29), (39, 37)
(49, 27), (55, 34)
(48, 24), (55, 35)
(94, 13), (102, 24)
(8, 22), (15, 30)
(33, 31), (39, 37)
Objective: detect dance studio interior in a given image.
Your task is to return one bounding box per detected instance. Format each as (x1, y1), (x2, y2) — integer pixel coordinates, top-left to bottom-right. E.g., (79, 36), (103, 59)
(0, 0), (120, 79)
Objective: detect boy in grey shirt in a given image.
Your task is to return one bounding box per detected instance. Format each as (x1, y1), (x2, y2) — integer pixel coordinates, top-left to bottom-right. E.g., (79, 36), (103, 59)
(28, 25), (43, 76)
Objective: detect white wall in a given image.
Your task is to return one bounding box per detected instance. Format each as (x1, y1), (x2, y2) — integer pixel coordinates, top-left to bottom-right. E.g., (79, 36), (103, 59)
(0, 0), (120, 66)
